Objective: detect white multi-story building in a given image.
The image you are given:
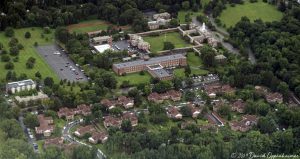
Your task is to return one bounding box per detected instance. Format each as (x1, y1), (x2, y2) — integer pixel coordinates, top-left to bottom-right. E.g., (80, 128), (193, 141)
(6, 79), (36, 94)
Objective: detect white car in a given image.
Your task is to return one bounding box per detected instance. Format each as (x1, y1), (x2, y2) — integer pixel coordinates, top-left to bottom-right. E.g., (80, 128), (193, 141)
(29, 135), (34, 139)
(53, 51), (61, 55)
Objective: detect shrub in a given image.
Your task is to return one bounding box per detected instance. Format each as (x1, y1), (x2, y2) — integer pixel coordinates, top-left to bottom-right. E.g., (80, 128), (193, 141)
(1, 54), (10, 62)
(9, 46), (19, 56)
(43, 27), (51, 34)
(25, 32), (31, 39)
(17, 44), (24, 50)
(5, 62), (14, 70)
(34, 42), (38, 47)
(4, 27), (14, 37)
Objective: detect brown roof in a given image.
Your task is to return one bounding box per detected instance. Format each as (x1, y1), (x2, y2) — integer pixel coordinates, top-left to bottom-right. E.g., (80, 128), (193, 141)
(204, 83), (235, 95)
(232, 99), (246, 110)
(148, 92), (162, 101)
(117, 96), (134, 106)
(167, 90), (182, 98)
(36, 114), (54, 132)
(167, 107), (181, 117)
(44, 137), (64, 148)
(187, 104), (201, 114)
(265, 92), (283, 102)
(103, 116), (122, 127)
(76, 125), (95, 136)
(122, 112), (138, 122)
(101, 99), (115, 108)
(91, 131), (108, 141)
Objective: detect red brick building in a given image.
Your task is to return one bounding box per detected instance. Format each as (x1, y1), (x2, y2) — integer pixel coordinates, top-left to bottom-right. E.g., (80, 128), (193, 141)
(112, 54), (187, 75)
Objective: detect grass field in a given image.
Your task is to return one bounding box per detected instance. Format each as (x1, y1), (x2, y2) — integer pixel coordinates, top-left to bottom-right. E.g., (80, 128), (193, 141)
(143, 32), (192, 53)
(116, 72), (152, 86)
(0, 27), (59, 82)
(67, 19), (130, 33)
(219, 0), (283, 27)
(177, 10), (202, 23)
(174, 52), (209, 77)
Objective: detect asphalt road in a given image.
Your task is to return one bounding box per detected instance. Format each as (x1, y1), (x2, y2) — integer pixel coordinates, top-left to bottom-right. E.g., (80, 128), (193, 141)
(18, 113), (39, 153)
(36, 45), (88, 82)
(63, 120), (106, 159)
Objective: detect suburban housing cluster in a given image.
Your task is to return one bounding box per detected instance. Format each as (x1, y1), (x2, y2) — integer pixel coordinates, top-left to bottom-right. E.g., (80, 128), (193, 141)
(101, 96), (134, 109)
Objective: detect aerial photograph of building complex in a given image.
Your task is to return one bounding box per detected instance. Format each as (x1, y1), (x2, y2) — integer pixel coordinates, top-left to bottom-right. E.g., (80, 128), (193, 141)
(0, 0), (299, 159)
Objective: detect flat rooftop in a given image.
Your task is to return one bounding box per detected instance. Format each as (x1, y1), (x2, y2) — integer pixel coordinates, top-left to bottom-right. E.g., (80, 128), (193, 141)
(113, 54), (186, 69)
(94, 44), (112, 53)
(7, 79), (35, 89)
(149, 68), (171, 78)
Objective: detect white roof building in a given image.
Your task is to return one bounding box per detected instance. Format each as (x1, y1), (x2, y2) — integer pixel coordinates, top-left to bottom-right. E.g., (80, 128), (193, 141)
(94, 44), (112, 53)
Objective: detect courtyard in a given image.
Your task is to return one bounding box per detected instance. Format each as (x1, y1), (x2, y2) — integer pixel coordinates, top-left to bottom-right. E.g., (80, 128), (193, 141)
(143, 32), (192, 53)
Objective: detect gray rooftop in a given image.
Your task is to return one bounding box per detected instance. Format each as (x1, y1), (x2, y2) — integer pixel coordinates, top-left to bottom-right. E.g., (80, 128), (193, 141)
(113, 54), (186, 69)
(150, 69), (171, 78)
(6, 79), (35, 89)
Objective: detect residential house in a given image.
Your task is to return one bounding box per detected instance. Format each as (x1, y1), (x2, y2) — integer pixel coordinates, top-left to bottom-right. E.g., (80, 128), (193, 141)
(57, 104), (91, 120)
(230, 115), (258, 132)
(117, 96), (134, 109)
(148, 90), (182, 103)
(167, 106), (182, 119)
(74, 125), (95, 137)
(187, 104), (201, 118)
(231, 99), (246, 113)
(103, 116), (122, 128)
(44, 137), (64, 149)
(148, 92), (163, 103)
(265, 92), (283, 104)
(89, 131), (109, 144)
(35, 114), (54, 137)
(101, 99), (116, 109)
(122, 112), (138, 127)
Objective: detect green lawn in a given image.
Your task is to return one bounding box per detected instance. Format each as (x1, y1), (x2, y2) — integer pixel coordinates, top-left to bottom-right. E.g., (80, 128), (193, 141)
(68, 20), (110, 33)
(219, 0), (283, 28)
(177, 10), (203, 24)
(68, 19), (130, 33)
(0, 27), (59, 82)
(116, 72), (152, 86)
(187, 52), (203, 67)
(174, 52), (209, 77)
(143, 32), (192, 53)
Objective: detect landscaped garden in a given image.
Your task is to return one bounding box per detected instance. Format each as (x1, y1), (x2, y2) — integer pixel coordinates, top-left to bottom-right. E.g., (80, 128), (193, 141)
(218, 0), (283, 27)
(0, 27), (59, 81)
(143, 32), (192, 53)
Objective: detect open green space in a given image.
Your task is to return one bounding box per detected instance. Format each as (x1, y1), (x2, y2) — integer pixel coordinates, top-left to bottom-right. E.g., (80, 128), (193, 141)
(143, 32), (192, 53)
(67, 19), (110, 33)
(116, 72), (152, 86)
(177, 10), (202, 24)
(174, 52), (209, 77)
(219, 0), (283, 27)
(0, 27), (59, 82)
(67, 19), (131, 34)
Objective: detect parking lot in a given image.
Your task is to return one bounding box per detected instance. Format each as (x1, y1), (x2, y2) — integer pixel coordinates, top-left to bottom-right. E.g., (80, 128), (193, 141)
(36, 45), (88, 82)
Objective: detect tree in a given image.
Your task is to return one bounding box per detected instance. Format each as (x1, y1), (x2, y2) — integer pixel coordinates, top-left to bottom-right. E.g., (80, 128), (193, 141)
(121, 120), (132, 132)
(185, 65), (191, 76)
(182, 1), (190, 10)
(72, 145), (97, 159)
(24, 32), (31, 39)
(44, 77), (54, 87)
(257, 116), (277, 134)
(9, 46), (19, 56)
(163, 41), (175, 50)
(5, 62), (14, 70)
(4, 27), (14, 37)
(24, 113), (39, 129)
(217, 105), (231, 117)
(35, 71), (42, 79)
(200, 46), (216, 67)
(1, 54), (10, 62)
(153, 81), (172, 93)
(185, 90), (195, 101)
(169, 19), (179, 27)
